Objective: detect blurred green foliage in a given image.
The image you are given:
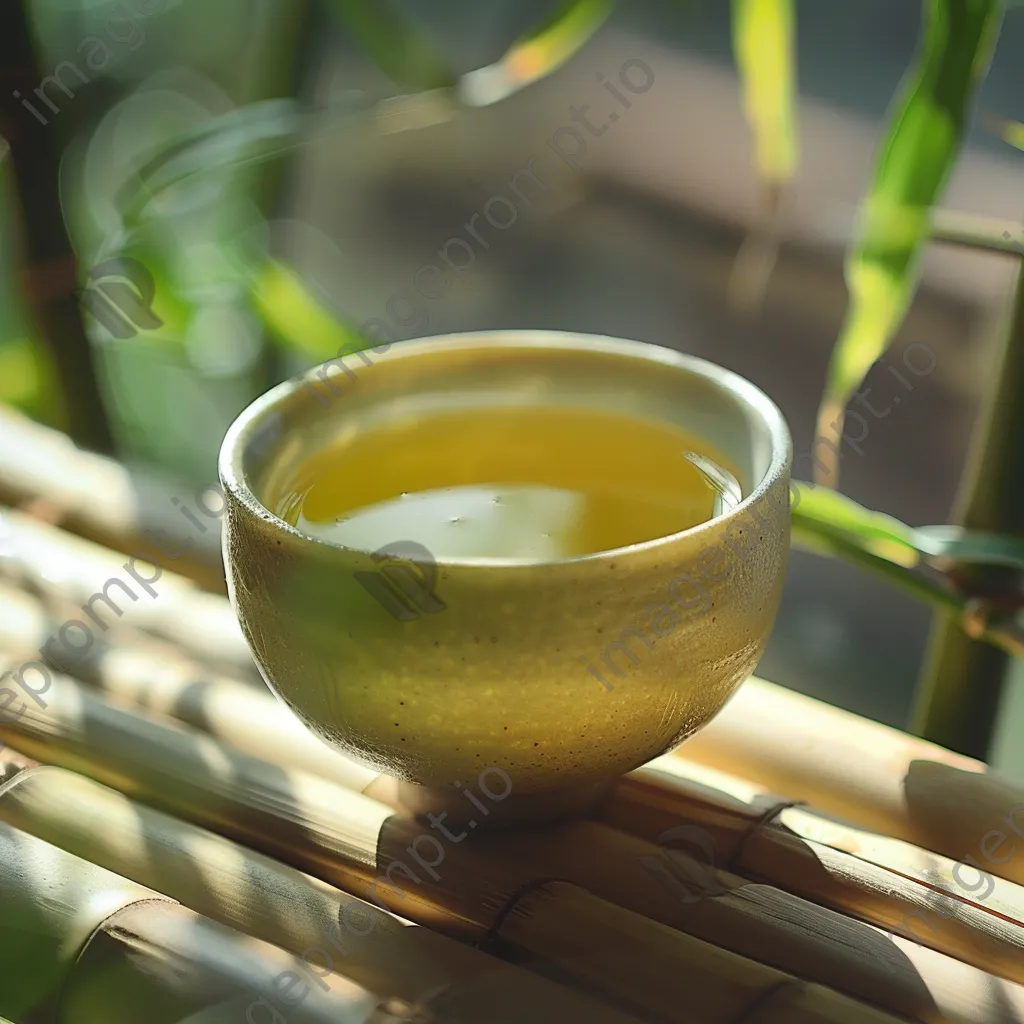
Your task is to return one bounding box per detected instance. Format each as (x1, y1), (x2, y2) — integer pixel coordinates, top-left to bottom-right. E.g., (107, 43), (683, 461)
(1, 0), (1021, 682)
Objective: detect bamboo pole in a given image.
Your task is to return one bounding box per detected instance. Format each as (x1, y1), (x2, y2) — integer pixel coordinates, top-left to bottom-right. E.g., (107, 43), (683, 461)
(0, 818), (174, 1019)
(0, 0), (114, 455)
(487, 879), (907, 1024)
(0, 580), (375, 787)
(6, 573), (1015, 917)
(0, 765), (641, 1024)
(675, 677), (1024, 886)
(599, 755), (1024, 982)
(0, 404), (225, 591)
(0, 506), (252, 671)
(914, 264), (1024, 757)
(5, 579), (1022, 991)
(0, 665), (1018, 1024)
(10, 509), (1017, 888)
(0, 822), (418, 1023)
(61, 901), (403, 1024)
(0, 768), (902, 1024)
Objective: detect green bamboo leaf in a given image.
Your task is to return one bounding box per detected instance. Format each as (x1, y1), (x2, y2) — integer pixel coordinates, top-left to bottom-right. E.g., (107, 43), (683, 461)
(728, 0), (798, 311)
(322, 0), (456, 91)
(250, 259), (368, 363)
(116, 100), (307, 227)
(732, 0), (799, 188)
(792, 483), (1024, 571)
(0, 338), (45, 407)
(814, 0), (1003, 487)
(790, 484), (1024, 656)
(460, 0), (614, 107)
(791, 482), (921, 567)
(913, 525), (1024, 569)
(987, 112), (1024, 149)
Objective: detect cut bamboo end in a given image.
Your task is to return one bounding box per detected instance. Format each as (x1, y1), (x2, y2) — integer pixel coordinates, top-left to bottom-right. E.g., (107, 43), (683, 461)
(63, 900), (393, 1024)
(0, 820), (175, 1019)
(0, 506), (251, 671)
(0, 765), (641, 1024)
(676, 676), (1024, 884)
(0, 821), (425, 1023)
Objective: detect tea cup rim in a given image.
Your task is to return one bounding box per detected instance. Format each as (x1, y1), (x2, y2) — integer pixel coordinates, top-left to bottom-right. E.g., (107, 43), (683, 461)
(219, 330), (792, 569)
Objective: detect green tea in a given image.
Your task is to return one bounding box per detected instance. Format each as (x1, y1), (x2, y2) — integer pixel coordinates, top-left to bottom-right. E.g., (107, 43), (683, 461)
(278, 405), (737, 560)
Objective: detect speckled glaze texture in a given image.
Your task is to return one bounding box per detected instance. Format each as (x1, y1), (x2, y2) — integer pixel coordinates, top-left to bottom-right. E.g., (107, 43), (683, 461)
(219, 332), (792, 794)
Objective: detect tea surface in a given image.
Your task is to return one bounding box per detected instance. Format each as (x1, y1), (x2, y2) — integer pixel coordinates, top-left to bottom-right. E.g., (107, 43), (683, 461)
(278, 405), (736, 560)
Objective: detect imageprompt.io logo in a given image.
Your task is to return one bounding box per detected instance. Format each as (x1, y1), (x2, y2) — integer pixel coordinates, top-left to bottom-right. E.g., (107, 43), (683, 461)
(79, 257), (163, 339)
(355, 541), (447, 621)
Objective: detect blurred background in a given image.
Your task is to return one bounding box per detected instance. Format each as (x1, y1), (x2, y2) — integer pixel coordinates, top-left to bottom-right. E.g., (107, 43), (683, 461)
(2, 0), (1022, 763)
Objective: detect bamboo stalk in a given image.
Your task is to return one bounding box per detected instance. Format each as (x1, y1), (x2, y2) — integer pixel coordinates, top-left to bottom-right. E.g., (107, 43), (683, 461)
(6, 578), (1022, 995)
(0, 580), (375, 787)
(14, 512), (1008, 882)
(0, 764), (640, 1024)
(0, 404), (225, 591)
(0, 767), (901, 1024)
(61, 901), (398, 1024)
(0, 0), (114, 454)
(0, 818), (175, 1019)
(6, 602), (1020, 997)
(0, 822), (411, 1023)
(488, 879), (904, 1024)
(600, 755), (1024, 983)
(0, 664), (1018, 1024)
(914, 264), (1024, 757)
(0, 506), (252, 671)
(28, 575), (1019, 906)
(674, 677), (1024, 886)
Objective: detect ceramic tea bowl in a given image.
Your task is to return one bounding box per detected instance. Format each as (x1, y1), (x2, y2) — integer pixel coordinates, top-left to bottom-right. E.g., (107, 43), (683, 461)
(219, 332), (792, 810)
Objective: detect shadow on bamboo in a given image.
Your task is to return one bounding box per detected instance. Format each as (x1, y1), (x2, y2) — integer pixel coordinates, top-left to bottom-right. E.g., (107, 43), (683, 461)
(2, 667), (1016, 1024)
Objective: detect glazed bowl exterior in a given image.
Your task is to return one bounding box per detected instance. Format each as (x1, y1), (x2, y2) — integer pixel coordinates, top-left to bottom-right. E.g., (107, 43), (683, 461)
(219, 331), (792, 794)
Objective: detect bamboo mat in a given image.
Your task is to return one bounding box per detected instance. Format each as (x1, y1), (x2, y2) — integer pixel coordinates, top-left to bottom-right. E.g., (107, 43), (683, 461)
(2, 437), (1024, 1022)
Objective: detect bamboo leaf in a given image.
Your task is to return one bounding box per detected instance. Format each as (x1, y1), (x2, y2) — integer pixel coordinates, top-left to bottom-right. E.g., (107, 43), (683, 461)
(0, 338), (47, 411)
(116, 100), (308, 227)
(322, 0), (456, 91)
(459, 0), (615, 107)
(986, 112), (1024, 149)
(790, 483), (1024, 656)
(249, 259), (368, 362)
(732, 0), (799, 188)
(914, 525), (1024, 569)
(793, 483), (1024, 572)
(728, 0), (799, 311)
(791, 482), (921, 567)
(814, 0), (1003, 487)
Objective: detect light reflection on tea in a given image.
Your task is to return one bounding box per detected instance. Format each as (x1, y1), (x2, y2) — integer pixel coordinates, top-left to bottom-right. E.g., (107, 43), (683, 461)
(277, 405), (740, 560)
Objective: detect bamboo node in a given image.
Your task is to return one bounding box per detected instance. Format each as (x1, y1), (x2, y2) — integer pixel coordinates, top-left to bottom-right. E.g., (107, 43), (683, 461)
(371, 995), (435, 1021)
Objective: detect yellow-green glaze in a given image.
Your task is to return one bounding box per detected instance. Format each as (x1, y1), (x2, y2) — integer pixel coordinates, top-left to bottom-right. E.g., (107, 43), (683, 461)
(219, 332), (792, 795)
